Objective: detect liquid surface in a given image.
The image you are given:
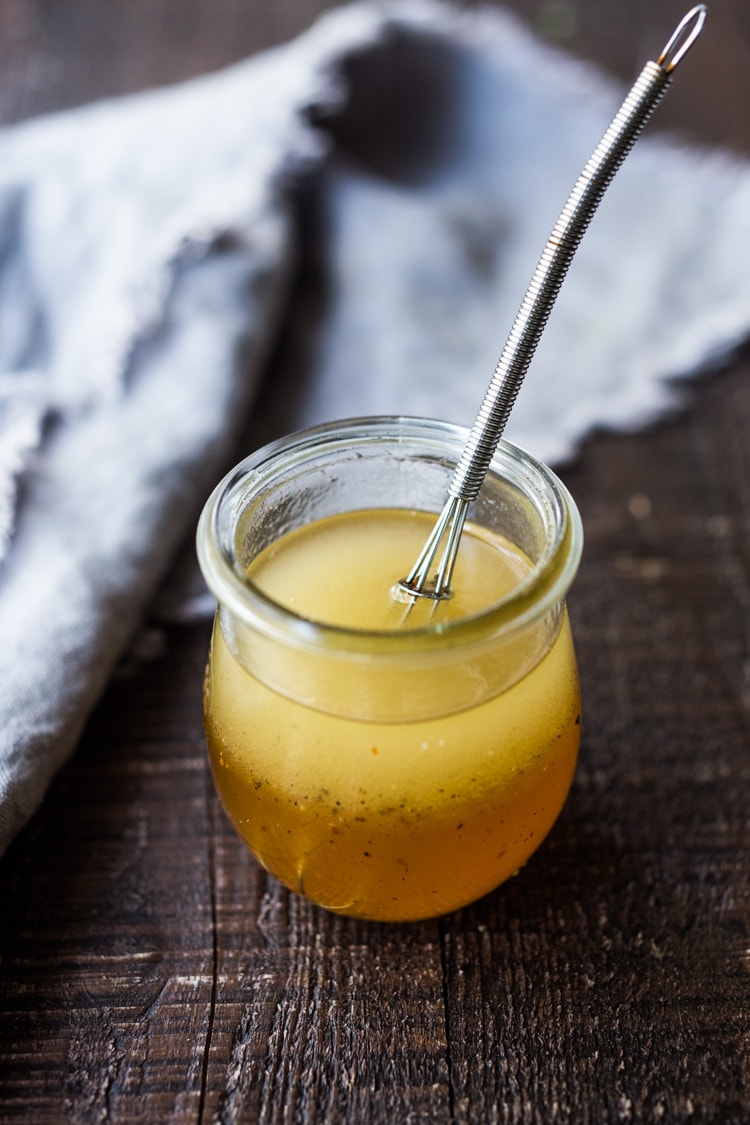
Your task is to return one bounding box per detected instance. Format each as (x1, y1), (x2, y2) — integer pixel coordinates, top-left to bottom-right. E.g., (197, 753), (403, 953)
(204, 508), (581, 921)
(247, 508), (530, 630)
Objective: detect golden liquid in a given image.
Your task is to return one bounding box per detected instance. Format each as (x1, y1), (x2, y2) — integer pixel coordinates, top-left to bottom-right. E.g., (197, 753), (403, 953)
(204, 509), (581, 921)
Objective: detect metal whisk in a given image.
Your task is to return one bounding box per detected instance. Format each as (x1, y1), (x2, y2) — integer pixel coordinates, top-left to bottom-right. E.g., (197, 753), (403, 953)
(398, 4), (707, 604)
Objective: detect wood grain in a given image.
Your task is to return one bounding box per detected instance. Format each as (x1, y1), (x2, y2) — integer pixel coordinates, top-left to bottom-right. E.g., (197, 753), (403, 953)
(1, 2), (749, 1122)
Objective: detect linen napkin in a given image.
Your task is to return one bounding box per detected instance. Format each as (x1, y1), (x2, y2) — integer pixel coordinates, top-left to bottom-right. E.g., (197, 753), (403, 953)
(2, 0), (750, 856)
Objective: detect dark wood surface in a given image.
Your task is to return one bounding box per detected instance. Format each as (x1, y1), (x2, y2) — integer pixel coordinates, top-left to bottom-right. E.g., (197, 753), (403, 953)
(1, 2), (749, 1122)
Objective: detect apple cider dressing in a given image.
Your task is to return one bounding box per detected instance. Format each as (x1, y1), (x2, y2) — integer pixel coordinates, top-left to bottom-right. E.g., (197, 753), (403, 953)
(204, 508), (581, 921)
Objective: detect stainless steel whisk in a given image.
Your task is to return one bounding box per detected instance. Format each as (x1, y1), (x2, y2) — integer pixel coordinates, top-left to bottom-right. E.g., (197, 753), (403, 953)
(398, 5), (707, 604)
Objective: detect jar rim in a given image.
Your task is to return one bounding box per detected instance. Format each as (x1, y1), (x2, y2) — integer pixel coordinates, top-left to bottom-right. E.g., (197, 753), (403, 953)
(196, 416), (583, 655)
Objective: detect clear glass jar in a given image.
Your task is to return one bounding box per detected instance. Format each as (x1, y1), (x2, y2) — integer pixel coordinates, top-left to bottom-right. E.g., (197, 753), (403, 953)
(197, 417), (583, 921)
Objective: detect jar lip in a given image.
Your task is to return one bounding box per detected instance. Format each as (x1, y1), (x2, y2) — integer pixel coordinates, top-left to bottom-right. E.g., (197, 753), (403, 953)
(196, 416), (583, 654)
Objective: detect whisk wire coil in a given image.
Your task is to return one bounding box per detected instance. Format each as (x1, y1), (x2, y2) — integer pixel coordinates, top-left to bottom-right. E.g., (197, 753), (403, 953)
(398, 6), (706, 605)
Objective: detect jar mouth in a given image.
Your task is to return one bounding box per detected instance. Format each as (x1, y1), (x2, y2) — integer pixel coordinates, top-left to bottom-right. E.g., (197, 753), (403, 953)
(196, 416), (583, 655)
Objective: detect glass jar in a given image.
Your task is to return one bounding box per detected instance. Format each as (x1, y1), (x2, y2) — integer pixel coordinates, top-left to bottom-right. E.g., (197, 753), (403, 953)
(196, 416), (583, 921)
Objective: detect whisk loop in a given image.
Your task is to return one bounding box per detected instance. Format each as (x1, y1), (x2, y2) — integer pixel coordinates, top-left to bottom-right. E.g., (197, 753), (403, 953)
(398, 5), (706, 607)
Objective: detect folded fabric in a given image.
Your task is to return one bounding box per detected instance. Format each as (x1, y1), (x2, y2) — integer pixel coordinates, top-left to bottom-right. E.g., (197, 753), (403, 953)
(2, 0), (750, 856)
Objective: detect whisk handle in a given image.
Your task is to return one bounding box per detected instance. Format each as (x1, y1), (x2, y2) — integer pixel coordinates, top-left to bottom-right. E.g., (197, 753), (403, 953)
(448, 5), (706, 504)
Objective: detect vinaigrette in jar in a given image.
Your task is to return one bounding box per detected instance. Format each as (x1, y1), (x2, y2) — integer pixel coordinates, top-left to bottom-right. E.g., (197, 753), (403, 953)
(197, 418), (583, 921)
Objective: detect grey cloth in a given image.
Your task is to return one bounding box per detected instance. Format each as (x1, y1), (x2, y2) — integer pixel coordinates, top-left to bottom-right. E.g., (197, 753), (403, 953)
(2, 0), (750, 855)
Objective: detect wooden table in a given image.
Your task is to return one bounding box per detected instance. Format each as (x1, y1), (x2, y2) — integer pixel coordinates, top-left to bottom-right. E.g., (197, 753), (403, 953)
(1, 2), (748, 1121)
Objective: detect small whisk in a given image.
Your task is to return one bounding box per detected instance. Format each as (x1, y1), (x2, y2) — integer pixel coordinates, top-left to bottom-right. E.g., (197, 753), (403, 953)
(398, 5), (707, 605)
